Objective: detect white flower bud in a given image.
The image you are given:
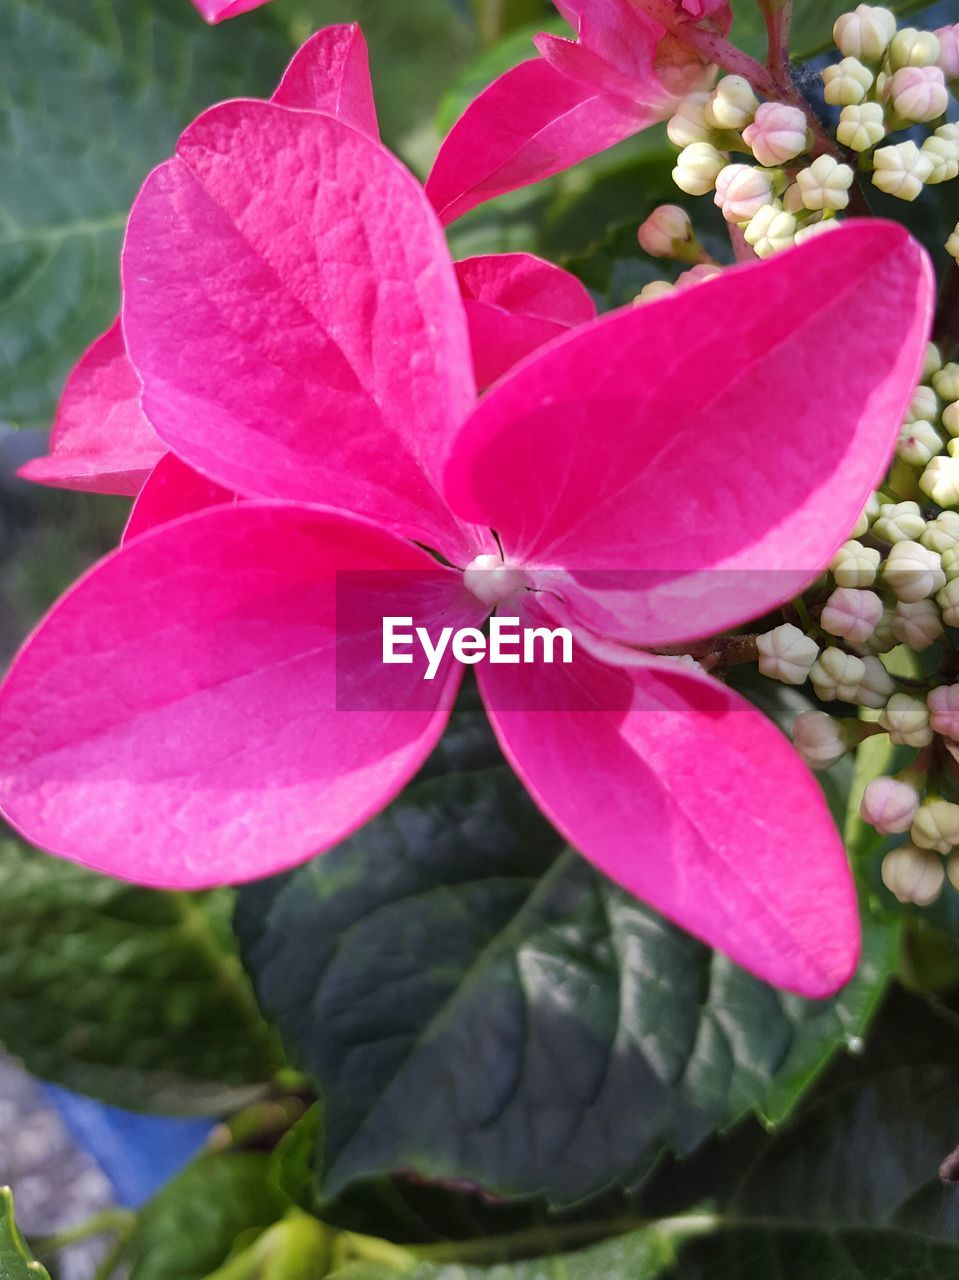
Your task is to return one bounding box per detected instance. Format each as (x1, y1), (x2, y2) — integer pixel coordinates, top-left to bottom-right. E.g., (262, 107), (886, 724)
(928, 683), (959, 738)
(889, 65), (949, 122)
(742, 202), (796, 258)
(821, 586), (884, 643)
(861, 775), (921, 833)
(937, 123), (959, 143)
(948, 221), (959, 264)
(782, 182), (805, 215)
(897, 418), (943, 467)
(795, 155), (855, 212)
(921, 510), (959, 552)
(792, 710), (860, 768)
(850, 492), (880, 540)
(933, 364), (959, 402)
(937, 577), (959, 625)
(942, 546), (959, 580)
(912, 799), (959, 853)
(831, 539), (881, 587)
(873, 500), (926, 543)
(937, 24), (959, 79)
(704, 75), (759, 130)
(810, 646), (866, 702)
(854, 653), (896, 709)
(673, 142), (727, 195)
(884, 540), (946, 601)
(667, 92), (713, 147)
(822, 56), (874, 105)
(879, 692), (933, 746)
(872, 141), (934, 200)
(943, 401), (959, 437)
(924, 342), (943, 380)
(756, 623), (819, 685)
(636, 280), (675, 303)
(836, 102), (886, 151)
(741, 102), (808, 166)
(908, 383), (939, 422)
(638, 205), (694, 258)
(891, 599), (943, 651)
(889, 28), (941, 70)
(794, 218), (843, 246)
(921, 135), (959, 184)
(920, 454), (959, 507)
(834, 6), (897, 61)
(882, 843), (944, 905)
(675, 263), (723, 289)
(713, 164), (774, 223)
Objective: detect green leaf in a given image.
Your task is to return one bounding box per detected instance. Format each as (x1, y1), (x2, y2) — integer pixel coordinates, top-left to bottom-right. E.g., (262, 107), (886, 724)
(236, 688), (894, 1208)
(0, 1188), (50, 1280)
(436, 19), (563, 135)
(730, 0), (929, 61)
(0, 835), (283, 1113)
(128, 1154), (287, 1280)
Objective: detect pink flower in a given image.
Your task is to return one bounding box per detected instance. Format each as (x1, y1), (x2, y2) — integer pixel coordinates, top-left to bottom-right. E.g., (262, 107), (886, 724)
(24, 29), (591, 496)
(0, 50), (934, 999)
(426, 0), (717, 224)
(192, 0), (273, 21)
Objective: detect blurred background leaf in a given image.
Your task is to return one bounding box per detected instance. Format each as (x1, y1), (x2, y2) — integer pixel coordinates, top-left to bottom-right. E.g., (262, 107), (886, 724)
(0, 1186), (51, 1279)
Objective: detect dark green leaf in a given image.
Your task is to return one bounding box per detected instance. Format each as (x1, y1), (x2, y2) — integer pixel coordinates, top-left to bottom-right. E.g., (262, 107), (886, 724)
(0, 1188), (50, 1280)
(236, 692), (893, 1207)
(0, 835), (283, 1113)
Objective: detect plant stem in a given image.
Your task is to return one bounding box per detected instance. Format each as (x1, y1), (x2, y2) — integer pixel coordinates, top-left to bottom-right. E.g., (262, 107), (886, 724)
(759, 0), (792, 81)
(31, 1209), (134, 1257)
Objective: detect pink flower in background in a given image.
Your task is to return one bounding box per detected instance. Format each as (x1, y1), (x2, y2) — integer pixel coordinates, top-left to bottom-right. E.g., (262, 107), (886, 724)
(427, 0), (718, 224)
(192, 0), (273, 22)
(0, 67), (933, 994)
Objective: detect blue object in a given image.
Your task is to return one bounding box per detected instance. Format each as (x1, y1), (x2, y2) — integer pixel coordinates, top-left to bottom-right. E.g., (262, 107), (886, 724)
(43, 1085), (213, 1208)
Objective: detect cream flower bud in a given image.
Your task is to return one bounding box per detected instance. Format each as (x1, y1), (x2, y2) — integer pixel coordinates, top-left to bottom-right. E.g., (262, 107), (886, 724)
(908, 384), (939, 423)
(836, 102), (886, 151)
(937, 577), (959, 625)
(882, 844), (944, 905)
(920, 454), (959, 507)
(822, 57), (874, 105)
(794, 219), (842, 246)
(638, 205), (693, 258)
(897, 418), (943, 467)
(889, 28), (941, 70)
(782, 182), (805, 215)
(884, 540), (946, 601)
(831, 539), (881, 587)
(742, 203), (796, 258)
(924, 342), (943, 380)
(937, 25), (959, 79)
(943, 402), (959, 437)
(792, 710), (860, 769)
(861, 775), (921, 834)
(637, 280), (675, 302)
(741, 102), (807, 166)
(821, 587), (884, 643)
(854, 654), (896, 709)
(795, 155), (855, 211)
(704, 75), (758, 130)
(867, 604), (897, 653)
(666, 92), (713, 147)
(872, 141), (934, 200)
(834, 6), (897, 60)
(891, 599), (943, 651)
(948, 221), (959, 264)
(912, 799), (959, 853)
(889, 65), (949, 122)
(879, 692), (933, 746)
(810, 646), (866, 702)
(675, 263), (723, 289)
(921, 511), (959, 552)
(673, 142), (727, 195)
(941, 546), (959, 580)
(873, 500), (925, 543)
(713, 164), (774, 223)
(934, 364), (959, 402)
(937, 123), (959, 143)
(850, 492), (880, 540)
(921, 135), (959, 184)
(928, 683), (959, 738)
(756, 623), (819, 685)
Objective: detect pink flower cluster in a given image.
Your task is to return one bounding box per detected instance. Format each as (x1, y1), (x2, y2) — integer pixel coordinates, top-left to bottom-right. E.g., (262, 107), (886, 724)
(0, 20), (935, 998)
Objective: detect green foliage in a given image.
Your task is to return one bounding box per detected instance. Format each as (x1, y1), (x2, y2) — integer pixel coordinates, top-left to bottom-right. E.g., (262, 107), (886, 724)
(730, 0), (929, 60)
(0, 836), (283, 1113)
(0, 1189), (50, 1280)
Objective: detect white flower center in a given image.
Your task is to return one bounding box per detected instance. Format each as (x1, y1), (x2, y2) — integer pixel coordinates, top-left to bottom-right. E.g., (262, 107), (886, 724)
(463, 554), (528, 608)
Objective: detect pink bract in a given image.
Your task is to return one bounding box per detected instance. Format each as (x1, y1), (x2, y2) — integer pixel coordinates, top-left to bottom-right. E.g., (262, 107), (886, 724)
(192, 0), (273, 22)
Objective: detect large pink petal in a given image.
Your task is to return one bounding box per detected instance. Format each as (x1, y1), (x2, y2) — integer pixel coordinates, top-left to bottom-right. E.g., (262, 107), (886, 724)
(192, 0), (273, 21)
(0, 504), (480, 889)
(478, 607), (859, 996)
(122, 101), (484, 562)
(446, 222), (934, 645)
(271, 24), (380, 138)
(124, 454), (235, 543)
(19, 320), (164, 497)
(456, 252), (596, 389)
(425, 59), (656, 226)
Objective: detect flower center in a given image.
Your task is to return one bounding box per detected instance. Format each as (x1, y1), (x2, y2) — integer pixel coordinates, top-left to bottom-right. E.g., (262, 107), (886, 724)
(463, 553), (528, 608)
